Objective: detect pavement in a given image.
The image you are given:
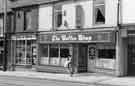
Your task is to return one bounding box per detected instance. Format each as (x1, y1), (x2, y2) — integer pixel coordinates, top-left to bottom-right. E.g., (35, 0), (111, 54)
(0, 71), (134, 86)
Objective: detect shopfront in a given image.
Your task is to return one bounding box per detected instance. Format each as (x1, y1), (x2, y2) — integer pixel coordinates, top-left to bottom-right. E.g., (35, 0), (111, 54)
(37, 30), (116, 74)
(11, 33), (37, 71)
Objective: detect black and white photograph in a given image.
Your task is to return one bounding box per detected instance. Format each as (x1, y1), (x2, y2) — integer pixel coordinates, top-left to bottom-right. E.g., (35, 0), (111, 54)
(0, 0), (135, 86)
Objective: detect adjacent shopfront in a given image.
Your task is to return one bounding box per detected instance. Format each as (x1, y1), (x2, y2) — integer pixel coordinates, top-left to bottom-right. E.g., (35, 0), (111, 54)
(10, 33), (37, 70)
(37, 30), (116, 74)
(128, 31), (135, 75)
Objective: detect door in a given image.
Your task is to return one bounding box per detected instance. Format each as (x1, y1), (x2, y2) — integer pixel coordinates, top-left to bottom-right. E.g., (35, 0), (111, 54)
(128, 45), (135, 75)
(88, 45), (97, 72)
(78, 44), (87, 72)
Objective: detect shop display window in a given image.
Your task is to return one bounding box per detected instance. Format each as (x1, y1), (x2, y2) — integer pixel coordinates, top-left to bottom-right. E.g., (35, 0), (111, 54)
(98, 49), (115, 59)
(60, 48), (69, 58)
(96, 44), (116, 69)
(15, 40), (37, 65)
(50, 48), (59, 57)
(39, 44), (71, 66)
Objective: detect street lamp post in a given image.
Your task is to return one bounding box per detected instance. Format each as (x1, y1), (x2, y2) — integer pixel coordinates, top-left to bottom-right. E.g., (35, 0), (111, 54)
(3, 0), (7, 71)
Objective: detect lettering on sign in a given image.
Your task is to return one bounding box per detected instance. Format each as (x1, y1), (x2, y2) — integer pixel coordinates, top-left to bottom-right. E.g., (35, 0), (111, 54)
(39, 31), (114, 43)
(52, 34), (92, 41)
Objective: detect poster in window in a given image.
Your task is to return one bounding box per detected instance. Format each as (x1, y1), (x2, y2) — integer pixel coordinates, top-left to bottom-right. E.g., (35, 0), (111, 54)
(88, 46), (96, 59)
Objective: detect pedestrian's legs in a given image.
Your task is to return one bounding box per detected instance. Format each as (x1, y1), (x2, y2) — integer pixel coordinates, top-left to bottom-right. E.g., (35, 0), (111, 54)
(69, 67), (74, 77)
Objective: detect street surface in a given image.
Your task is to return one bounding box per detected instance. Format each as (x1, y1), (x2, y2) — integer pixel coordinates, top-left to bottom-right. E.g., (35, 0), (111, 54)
(0, 75), (119, 86)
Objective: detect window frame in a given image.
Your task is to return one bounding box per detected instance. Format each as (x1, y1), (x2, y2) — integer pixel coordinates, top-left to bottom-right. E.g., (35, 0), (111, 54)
(24, 9), (32, 31)
(54, 4), (63, 29)
(39, 44), (72, 66)
(0, 16), (3, 37)
(93, 0), (105, 25)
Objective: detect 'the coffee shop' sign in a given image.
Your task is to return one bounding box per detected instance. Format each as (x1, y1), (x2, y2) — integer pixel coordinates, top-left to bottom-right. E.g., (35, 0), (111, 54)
(39, 31), (115, 43)
(52, 34), (92, 41)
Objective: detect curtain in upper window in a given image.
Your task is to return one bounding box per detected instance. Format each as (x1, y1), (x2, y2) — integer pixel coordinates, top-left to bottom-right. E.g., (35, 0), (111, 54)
(94, 0), (105, 25)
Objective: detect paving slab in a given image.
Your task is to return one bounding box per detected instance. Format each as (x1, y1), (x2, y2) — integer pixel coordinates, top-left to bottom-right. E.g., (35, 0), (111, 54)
(0, 71), (134, 86)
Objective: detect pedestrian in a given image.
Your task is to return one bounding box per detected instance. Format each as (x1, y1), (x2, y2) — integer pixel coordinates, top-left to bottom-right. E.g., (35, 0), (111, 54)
(64, 55), (73, 77)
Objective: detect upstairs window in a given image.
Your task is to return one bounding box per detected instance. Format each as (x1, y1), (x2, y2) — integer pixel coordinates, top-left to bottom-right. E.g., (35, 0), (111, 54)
(54, 5), (63, 29)
(94, 0), (105, 24)
(76, 5), (84, 29)
(0, 17), (3, 37)
(24, 10), (32, 31)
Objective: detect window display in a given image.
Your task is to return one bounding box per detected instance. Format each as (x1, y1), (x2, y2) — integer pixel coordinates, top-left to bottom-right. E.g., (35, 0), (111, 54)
(39, 44), (71, 66)
(97, 44), (116, 69)
(15, 40), (37, 65)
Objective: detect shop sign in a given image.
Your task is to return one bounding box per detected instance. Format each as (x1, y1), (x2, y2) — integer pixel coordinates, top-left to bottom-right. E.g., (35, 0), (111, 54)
(39, 31), (115, 43)
(12, 35), (36, 40)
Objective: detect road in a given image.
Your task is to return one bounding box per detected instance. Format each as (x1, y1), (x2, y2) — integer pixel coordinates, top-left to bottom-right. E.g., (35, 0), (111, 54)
(0, 75), (119, 86)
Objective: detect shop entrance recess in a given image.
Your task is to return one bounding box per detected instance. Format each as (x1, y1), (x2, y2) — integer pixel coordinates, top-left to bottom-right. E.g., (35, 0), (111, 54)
(78, 44), (88, 72)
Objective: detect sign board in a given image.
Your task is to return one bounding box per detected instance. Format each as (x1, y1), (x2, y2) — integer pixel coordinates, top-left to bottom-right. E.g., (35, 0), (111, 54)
(39, 31), (115, 43)
(12, 34), (36, 40)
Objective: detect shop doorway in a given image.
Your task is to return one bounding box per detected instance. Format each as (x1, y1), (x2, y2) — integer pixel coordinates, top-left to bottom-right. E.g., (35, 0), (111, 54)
(78, 44), (88, 72)
(87, 45), (97, 72)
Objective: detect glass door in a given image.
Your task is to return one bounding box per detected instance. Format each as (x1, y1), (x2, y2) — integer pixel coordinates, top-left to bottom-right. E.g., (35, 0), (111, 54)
(88, 44), (97, 72)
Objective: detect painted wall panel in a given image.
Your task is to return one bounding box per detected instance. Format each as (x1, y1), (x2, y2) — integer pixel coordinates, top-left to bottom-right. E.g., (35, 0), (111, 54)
(38, 6), (52, 31)
(105, 0), (118, 26)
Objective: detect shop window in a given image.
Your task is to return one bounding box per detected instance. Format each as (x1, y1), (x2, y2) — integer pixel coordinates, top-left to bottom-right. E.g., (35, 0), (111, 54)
(94, 0), (105, 24)
(60, 48), (69, 58)
(96, 44), (116, 69)
(39, 44), (71, 66)
(40, 45), (48, 57)
(98, 49), (115, 59)
(50, 48), (59, 57)
(54, 5), (63, 28)
(40, 45), (49, 65)
(15, 40), (37, 65)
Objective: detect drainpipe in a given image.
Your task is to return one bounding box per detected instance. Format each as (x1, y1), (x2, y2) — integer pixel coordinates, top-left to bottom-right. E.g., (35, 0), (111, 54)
(3, 0), (7, 71)
(115, 0), (127, 77)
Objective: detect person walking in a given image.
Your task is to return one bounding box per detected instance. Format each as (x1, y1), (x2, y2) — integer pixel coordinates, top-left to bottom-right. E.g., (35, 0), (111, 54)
(64, 55), (74, 77)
